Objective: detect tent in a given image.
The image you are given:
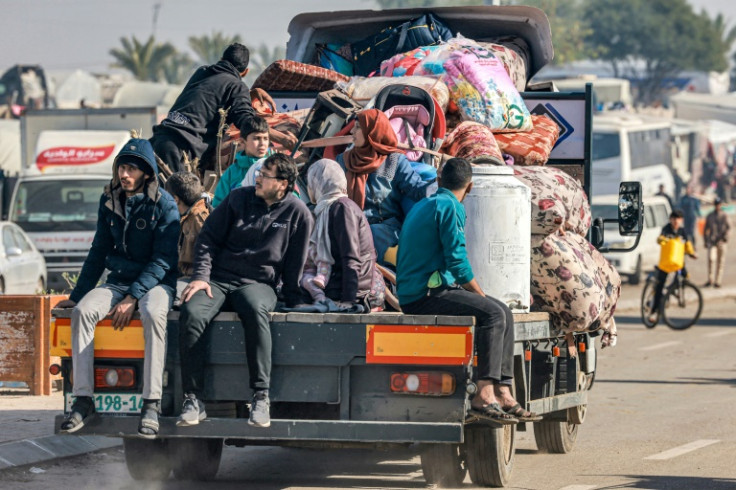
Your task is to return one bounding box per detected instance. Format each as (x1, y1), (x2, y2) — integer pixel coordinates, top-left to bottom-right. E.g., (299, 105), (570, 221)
(0, 119), (21, 175)
(54, 70), (102, 109)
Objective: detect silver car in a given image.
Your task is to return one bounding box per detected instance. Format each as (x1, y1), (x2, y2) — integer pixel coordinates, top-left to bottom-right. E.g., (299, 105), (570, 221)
(0, 221), (47, 294)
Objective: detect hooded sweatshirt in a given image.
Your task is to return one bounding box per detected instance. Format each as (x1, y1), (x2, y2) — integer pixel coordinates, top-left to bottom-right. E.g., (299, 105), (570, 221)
(70, 139), (180, 303)
(212, 149), (272, 207)
(151, 60), (256, 160)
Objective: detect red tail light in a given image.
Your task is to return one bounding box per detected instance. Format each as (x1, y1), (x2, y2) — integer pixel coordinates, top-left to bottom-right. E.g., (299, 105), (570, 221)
(390, 372), (456, 396)
(94, 366), (135, 389)
(49, 364), (61, 376)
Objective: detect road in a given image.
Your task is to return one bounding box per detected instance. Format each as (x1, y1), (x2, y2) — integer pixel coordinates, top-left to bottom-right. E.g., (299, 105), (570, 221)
(3, 294), (735, 489)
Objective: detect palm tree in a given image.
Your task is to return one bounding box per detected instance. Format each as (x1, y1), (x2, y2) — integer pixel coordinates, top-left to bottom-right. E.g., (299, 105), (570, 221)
(246, 44), (286, 86)
(109, 36), (177, 82)
(161, 52), (196, 85)
(188, 31), (243, 65)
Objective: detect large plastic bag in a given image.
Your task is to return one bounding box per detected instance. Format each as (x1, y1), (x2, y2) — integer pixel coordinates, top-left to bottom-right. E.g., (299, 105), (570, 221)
(511, 165), (592, 236)
(380, 38), (532, 132)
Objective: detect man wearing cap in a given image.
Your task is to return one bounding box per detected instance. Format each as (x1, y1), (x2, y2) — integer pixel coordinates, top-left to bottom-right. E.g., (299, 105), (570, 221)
(56, 138), (180, 439)
(703, 198), (731, 288)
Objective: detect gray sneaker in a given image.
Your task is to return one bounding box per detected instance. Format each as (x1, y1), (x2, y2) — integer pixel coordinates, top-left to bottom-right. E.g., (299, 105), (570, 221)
(177, 393), (206, 426)
(248, 390), (270, 428)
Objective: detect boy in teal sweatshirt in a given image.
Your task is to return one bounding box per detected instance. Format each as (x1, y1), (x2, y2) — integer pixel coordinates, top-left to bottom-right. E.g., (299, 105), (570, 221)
(397, 157), (539, 425)
(212, 116), (272, 207)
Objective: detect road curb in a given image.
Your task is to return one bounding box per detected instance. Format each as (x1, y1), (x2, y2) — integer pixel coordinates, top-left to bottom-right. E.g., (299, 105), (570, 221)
(617, 285), (736, 312)
(0, 434), (121, 470)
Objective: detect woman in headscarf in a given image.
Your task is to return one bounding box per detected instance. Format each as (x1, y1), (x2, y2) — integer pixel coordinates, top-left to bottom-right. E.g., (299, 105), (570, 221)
(337, 109), (436, 266)
(301, 159), (384, 310)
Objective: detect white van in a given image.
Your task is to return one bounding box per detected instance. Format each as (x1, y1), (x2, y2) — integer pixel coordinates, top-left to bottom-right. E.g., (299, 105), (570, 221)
(591, 114), (675, 198)
(592, 194), (672, 284)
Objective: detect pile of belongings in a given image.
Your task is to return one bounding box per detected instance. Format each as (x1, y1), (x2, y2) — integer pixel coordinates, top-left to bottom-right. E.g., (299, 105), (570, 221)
(231, 11), (620, 341)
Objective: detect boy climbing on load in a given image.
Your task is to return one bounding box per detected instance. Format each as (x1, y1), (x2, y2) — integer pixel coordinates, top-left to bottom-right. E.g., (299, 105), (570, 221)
(212, 116), (271, 207)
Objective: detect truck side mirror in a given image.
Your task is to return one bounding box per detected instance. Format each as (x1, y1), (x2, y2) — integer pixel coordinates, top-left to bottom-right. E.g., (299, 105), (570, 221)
(618, 181), (643, 236)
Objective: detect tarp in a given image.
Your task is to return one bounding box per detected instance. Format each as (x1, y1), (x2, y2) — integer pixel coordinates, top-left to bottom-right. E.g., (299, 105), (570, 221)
(111, 81), (183, 120)
(0, 119), (21, 175)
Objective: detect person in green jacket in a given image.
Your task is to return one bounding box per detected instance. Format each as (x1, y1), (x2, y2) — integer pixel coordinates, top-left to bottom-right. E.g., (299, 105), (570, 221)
(212, 116), (271, 207)
(396, 157), (540, 425)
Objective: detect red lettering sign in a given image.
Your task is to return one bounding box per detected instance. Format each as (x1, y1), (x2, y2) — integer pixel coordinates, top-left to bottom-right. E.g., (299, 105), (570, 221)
(36, 145), (116, 171)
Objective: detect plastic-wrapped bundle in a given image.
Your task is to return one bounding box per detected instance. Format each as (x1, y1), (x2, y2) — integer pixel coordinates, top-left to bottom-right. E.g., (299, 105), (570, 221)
(337, 76), (450, 112)
(493, 114), (560, 165)
(530, 232), (620, 334)
(380, 38), (532, 132)
(511, 165), (592, 236)
(478, 42), (528, 92)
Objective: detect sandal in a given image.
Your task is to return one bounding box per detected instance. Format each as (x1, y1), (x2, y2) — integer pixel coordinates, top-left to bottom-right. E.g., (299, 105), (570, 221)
(60, 396), (96, 433)
(138, 399), (160, 439)
(469, 402), (518, 425)
(502, 403), (542, 422)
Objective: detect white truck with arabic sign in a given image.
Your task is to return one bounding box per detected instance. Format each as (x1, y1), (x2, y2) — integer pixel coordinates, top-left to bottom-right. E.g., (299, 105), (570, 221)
(8, 108), (157, 291)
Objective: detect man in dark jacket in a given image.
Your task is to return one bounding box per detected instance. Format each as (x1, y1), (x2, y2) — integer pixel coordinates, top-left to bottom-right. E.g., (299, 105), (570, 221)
(56, 139), (180, 438)
(149, 43), (257, 172)
(178, 153), (313, 428)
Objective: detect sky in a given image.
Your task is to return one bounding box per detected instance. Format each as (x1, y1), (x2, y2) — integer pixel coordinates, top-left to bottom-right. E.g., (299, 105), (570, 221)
(0, 0), (733, 75)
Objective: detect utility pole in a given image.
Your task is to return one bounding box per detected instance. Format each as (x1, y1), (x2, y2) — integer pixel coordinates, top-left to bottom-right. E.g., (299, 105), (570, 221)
(152, 2), (162, 37)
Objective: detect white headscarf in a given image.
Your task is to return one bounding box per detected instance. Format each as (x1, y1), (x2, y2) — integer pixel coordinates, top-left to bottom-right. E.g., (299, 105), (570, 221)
(307, 159), (348, 268)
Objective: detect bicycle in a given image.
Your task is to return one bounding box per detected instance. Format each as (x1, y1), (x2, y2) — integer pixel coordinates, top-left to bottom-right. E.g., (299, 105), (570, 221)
(640, 268), (703, 330)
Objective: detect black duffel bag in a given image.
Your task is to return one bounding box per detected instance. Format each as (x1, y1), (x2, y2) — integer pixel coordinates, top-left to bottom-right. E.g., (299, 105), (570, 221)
(351, 13), (454, 76)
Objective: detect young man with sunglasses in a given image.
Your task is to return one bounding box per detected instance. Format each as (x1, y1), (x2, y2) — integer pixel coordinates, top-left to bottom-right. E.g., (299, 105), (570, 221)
(177, 153), (313, 428)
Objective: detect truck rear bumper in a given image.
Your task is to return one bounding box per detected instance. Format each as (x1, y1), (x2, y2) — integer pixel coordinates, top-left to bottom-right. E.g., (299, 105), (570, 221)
(54, 415), (464, 443)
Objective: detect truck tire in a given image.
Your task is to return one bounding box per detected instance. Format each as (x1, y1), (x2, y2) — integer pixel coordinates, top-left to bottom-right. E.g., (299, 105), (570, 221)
(123, 438), (171, 480)
(465, 424), (515, 487)
(420, 443), (467, 488)
(533, 419), (578, 454)
(170, 438), (223, 480)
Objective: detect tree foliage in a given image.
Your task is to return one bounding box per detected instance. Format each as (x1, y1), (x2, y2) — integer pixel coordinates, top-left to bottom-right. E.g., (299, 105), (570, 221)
(188, 31), (243, 66)
(109, 36), (177, 82)
(245, 44), (286, 87)
(584, 0), (733, 104)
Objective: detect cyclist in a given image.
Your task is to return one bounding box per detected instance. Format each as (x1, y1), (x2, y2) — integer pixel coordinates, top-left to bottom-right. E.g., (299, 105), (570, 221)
(647, 209), (697, 324)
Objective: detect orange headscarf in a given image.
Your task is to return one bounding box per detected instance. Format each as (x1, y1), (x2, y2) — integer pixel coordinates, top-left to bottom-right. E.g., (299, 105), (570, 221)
(343, 109), (400, 209)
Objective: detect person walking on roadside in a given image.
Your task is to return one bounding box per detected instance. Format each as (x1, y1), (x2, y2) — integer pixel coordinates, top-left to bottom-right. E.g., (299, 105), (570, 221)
(396, 157), (540, 425)
(149, 43), (257, 173)
(679, 186), (701, 246)
(55, 139), (180, 438)
(655, 183), (674, 210)
(177, 153), (313, 429)
(703, 198), (731, 288)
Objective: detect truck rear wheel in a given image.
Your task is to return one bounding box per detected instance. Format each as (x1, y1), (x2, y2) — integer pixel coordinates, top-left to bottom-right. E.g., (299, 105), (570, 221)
(533, 417), (578, 454)
(420, 443), (467, 487)
(123, 438), (171, 480)
(170, 438), (223, 480)
(465, 424), (515, 487)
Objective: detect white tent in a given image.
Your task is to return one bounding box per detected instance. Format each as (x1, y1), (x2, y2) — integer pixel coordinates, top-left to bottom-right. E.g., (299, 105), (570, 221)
(111, 81), (183, 121)
(54, 70), (102, 109)
(670, 92), (736, 125)
(0, 119), (21, 175)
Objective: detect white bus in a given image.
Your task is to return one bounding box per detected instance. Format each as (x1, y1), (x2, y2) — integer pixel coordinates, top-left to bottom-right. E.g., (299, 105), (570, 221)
(591, 115), (675, 198)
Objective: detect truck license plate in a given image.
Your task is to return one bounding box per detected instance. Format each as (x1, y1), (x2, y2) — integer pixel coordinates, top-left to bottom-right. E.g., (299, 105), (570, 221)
(65, 393), (143, 414)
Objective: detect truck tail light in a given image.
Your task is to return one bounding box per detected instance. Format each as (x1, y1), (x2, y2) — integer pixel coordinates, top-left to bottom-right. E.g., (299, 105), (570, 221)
(390, 372), (456, 396)
(49, 364), (61, 376)
(94, 366), (135, 389)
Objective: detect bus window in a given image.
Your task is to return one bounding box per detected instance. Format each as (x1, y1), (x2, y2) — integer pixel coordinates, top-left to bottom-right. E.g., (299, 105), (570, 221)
(592, 132), (620, 160)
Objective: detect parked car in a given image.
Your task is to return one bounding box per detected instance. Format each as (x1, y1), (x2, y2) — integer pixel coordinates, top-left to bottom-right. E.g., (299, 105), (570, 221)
(592, 195), (671, 284)
(0, 221), (47, 294)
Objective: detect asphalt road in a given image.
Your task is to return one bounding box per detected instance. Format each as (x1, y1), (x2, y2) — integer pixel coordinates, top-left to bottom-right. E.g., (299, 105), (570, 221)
(3, 290), (735, 490)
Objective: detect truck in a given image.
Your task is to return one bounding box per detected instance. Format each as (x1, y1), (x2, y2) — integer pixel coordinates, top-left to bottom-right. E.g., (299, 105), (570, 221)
(8, 108), (157, 291)
(50, 6), (642, 488)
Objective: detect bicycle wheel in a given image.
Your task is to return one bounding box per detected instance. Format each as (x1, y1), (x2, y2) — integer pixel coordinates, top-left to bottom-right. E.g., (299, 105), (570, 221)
(662, 281), (703, 330)
(640, 278), (658, 328)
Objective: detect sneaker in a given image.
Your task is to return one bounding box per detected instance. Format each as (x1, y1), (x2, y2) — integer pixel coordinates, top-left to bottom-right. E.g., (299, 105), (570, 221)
(703, 281), (712, 287)
(714, 283), (721, 288)
(177, 393), (206, 426)
(60, 396), (96, 433)
(248, 390), (271, 428)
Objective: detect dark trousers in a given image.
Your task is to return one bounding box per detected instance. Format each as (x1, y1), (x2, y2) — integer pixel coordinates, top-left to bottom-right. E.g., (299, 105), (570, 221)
(179, 280), (277, 395)
(402, 288), (515, 385)
(652, 266), (688, 312)
(149, 132), (187, 174)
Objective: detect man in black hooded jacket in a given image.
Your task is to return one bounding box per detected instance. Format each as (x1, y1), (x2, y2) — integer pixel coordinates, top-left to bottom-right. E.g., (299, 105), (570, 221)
(149, 43), (257, 172)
